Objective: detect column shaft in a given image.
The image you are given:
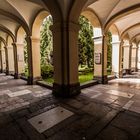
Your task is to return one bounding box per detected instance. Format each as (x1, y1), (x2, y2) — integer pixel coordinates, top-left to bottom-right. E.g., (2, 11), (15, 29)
(25, 36), (41, 84)
(51, 22), (81, 97)
(12, 43), (19, 79)
(0, 50), (3, 72)
(94, 35), (108, 84)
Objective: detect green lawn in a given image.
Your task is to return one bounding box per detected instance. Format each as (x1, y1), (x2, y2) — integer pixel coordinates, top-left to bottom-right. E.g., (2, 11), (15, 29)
(42, 70), (112, 84)
(43, 72), (93, 84)
(43, 77), (54, 84)
(79, 72), (93, 83)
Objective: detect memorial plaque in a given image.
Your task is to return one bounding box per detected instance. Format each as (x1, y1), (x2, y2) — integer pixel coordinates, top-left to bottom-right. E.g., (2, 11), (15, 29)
(95, 53), (101, 64)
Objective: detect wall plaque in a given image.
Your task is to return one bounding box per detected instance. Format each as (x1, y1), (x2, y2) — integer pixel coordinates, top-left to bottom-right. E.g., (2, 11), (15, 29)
(95, 53), (101, 64)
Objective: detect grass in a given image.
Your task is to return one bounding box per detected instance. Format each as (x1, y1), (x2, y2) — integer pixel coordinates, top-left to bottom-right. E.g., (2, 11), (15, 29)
(43, 77), (54, 84)
(42, 72), (93, 84)
(41, 69), (112, 84)
(79, 72), (93, 83)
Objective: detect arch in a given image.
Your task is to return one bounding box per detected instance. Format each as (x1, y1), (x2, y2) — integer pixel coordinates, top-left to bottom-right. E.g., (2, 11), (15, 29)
(16, 26), (26, 43)
(6, 35), (15, 73)
(81, 8), (102, 28)
(7, 35), (13, 47)
(69, 0), (98, 23)
(121, 23), (140, 38)
(15, 26), (26, 76)
(108, 24), (121, 77)
(131, 33), (140, 42)
(105, 3), (140, 32)
(81, 8), (103, 38)
(0, 25), (15, 42)
(123, 33), (130, 41)
(31, 10), (50, 38)
(109, 24), (120, 36)
(41, 0), (62, 22)
(0, 36), (6, 46)
(0, 9), (30, 35)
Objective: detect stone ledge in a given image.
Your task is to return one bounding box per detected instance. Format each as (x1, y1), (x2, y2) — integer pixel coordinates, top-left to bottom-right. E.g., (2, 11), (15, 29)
(80, 80), (98, 89)
(36, 80), (53, 90)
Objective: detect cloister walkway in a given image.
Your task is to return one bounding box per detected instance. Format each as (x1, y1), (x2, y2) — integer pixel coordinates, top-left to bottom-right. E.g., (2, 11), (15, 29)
(0, 73), (140, 140)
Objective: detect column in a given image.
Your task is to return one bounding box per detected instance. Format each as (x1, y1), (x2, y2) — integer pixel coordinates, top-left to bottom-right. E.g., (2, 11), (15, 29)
(7, 46), (15, 74)
(12, 43), (18, 78)
(1, 47), (6, 72)
(119, 41), (124, 77)
(112, 41), (120, 78)
(16, 43), (25, 76)
(25, 36), (41, 85)
(0, 49), (3, 73)
(128, 42), (132, 74)
(137, 46), (140, 70)
(51, 22), (80, 97)
(5, 47), (9, 75)
(93, 35), (108, 84)
(135, 45), (139, 72)
(123, 42), (132, 74)
(131, 45), (137, 72)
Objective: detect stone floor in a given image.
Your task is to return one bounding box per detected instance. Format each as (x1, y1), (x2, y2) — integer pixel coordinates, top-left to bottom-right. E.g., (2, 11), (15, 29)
(0, 73), (140, 140)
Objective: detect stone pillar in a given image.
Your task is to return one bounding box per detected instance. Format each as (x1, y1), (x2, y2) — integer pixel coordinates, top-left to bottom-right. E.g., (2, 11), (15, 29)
(111, 41), (121, 78)
(94, 35), (108, 84)
(119, 41), (124, 77)
(51, 22), (80, 97)
(0, 49), (3, 73)
(12, 43), (19, 79)
(7, 46), (15, 74)
(5, 47), (9, 75)
(25, 36), (41, 85)
(135, 45), (139, 72)
(123, 43), (132, 74)
(131, 46), (137, 72)
(1, 47), (6, 72)
(16, 43), (25, 76)
(128, 43), (132, 74)
(137, 47), (140, 70)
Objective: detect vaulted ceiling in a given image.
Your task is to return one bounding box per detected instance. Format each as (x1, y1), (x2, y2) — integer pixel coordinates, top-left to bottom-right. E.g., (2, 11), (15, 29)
(0, 0), (140, 44)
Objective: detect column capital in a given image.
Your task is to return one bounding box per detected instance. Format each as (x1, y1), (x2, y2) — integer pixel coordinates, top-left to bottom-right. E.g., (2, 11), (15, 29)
(7, 46), (13, 50)
(93, 36), (103, 45)
(13, 43), (24, 47)
(111, 41), (121, 45)
(120, 40), (124, 46)
(30, 37), (40, 42)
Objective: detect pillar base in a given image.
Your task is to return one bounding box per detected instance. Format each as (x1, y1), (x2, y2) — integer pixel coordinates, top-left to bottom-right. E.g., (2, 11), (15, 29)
(14, 73), (20, 79)
(52, 82), (81, 98)
(94, 75), (108, 84)
(125, 69), (131, 74)
(27, 76), (42, 85)
(6, 70), (9, 75)
(0, 69), (3, 73)
(119, 71), (123, 78)
(135, 68), (138, 72)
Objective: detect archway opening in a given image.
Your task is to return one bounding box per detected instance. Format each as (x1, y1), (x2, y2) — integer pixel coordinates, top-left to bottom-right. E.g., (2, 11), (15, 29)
(40, 16), (53, 84)
(16, 27), (28, 78)
(107, 31), (112, 76)
(78, 15), (94, 83)
(109, 25), (120, 77)
(7, 36), (15, 75)
(32, 11), (53, 85)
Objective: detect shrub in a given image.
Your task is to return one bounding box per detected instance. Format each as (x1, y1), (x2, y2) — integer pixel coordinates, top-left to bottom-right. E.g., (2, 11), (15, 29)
(78, 67), (93, 75)
(41, 64), (54, 79)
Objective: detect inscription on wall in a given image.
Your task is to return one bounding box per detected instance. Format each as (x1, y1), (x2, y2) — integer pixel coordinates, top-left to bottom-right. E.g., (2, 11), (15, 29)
(95, 53), (101, 64)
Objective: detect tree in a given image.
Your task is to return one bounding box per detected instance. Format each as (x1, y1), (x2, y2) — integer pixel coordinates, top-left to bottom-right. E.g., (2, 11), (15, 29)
(107, 31), (112, 70)
(78, 15), (94, 68)
(40, 16), (53, 66)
